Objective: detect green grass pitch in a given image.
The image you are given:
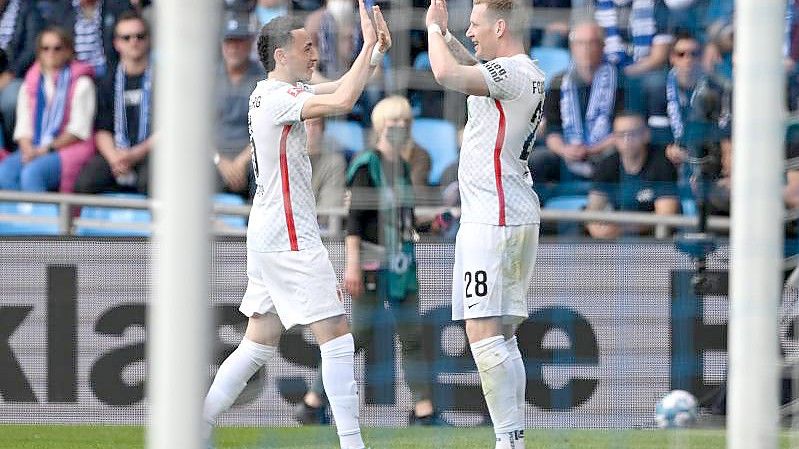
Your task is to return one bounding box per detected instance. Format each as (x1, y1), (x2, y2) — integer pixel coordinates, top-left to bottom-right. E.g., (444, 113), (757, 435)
(0, 425), (797, 449)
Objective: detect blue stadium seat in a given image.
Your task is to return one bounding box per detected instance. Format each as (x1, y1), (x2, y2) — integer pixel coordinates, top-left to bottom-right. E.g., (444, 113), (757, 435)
(413, 52), (431, 70)
(214, 193), (246, 229)
(411, 118), (458, 185)
(75, 193), (151, 237)
(0, 201), (59, 235)
(325, 120), (365, 156)
(531, 46), (571, 86)
(544, 194), (588, 235)
(545, 195), (588, 211)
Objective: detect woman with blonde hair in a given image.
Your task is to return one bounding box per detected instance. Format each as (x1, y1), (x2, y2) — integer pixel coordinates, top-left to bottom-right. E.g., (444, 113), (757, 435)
(295, 96), (442, 426)
(369, 95), (431, 188)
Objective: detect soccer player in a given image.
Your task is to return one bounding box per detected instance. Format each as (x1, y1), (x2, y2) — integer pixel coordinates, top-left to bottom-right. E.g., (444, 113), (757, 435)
(425, 0), (545, 448)
(202, 3), (390, 449)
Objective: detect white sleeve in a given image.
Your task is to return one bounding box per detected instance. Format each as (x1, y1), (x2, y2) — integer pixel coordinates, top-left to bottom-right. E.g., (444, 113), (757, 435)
(267, 84), (314, 125)
(13, 84), (31, 141)
(65, 76), (96, 141)
(478, 57), (525, 101)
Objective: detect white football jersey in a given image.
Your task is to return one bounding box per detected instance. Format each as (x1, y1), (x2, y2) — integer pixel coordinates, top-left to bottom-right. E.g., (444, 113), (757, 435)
(246, 78), (322, 252)
(459, 54), (546, 226)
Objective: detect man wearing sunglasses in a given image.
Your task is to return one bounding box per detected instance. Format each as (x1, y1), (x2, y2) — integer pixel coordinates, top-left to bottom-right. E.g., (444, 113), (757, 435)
(74, 11), (154, 195)
(585, 112), (679, 238)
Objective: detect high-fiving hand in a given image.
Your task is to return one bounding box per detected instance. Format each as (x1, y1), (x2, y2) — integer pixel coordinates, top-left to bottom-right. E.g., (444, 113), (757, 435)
(373, 5), (392, 53)
(425, 0), (449, 32)
(358, 0), (377, 46)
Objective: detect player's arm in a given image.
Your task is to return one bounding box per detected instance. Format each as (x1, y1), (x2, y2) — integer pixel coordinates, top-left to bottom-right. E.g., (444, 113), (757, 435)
(426, 0), (488, 96)
(445, 32), (479, 66)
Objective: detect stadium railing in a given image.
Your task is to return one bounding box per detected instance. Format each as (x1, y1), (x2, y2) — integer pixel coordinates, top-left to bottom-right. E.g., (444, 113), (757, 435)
(0, 189), (734, 238)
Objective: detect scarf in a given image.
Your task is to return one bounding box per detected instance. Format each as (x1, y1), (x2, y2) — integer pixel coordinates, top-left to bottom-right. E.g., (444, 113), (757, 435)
(0, 0), (20, 51)
(630, 0), (656, 62)
(561, 62), (617, 147)
(73, 0), (106, 76)
(595, 0), (630, 66)
(33, 67), (70, 147)
(595, 0), (656, 65)
(317, 11), (361, 79)
(114, 62), (152, 149)
(665, 68), (698, 144)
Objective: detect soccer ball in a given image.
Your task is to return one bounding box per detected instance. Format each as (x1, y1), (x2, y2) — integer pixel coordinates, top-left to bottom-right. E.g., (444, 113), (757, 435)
(655, 389), (698, 428)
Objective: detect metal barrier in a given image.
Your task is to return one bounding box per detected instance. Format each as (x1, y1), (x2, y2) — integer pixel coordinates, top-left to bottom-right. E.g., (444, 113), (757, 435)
(0, 189), (735, 238)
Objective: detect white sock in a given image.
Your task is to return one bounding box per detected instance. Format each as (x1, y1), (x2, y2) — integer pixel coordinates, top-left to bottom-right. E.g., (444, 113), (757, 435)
(495, 430), (525, 449)
(470, 336), (519, 446)
(202, 338), (275, 437)
(505, 336), (526, 433)
(320, 333), (364, 449)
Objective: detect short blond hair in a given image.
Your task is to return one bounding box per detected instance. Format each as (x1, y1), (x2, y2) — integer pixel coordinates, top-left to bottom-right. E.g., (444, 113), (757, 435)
(473, 0), (525, 36)
(371, 96), (413, 135)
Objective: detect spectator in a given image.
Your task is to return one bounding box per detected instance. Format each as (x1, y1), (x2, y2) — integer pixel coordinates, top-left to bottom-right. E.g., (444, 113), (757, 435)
(530, 20), (624, 200)
(212, 11), (264, 199)
(633, 32), (703, 147)
(785, 141), (799, 211)
(0, 26), (96, 192)
(0, 0), (45, 141)
(585, 112), (679, 238)
(53, 0), (133, 78)
(594, 0), (673, 76)
(253, 0), (289, 28)
(296, 95), (440, 427)
(74, 11), (153, 194)
(306, 0), (384, 124)
(306, 117), (346, 226)
(369, 96), (430, 190)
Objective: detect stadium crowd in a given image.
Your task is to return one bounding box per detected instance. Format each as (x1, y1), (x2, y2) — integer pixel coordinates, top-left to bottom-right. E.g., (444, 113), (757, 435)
(0, 0), (795, 238)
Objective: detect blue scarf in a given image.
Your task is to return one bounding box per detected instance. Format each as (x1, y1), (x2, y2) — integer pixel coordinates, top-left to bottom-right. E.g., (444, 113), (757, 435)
(595, 0), (656, 66)
(665, 68), (698, 145)
(561, 62), (617, 147)
(317, 11), (361, 79)
(33, 67), (70, 147)
(0, 0), (20, 51)
(595, 0), (629, 66)
(630, 0), (656, 62)
(114, 62), (152, 149)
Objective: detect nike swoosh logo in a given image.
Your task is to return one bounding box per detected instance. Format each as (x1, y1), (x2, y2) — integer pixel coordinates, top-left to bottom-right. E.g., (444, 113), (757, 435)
(467, 302), (479, 309)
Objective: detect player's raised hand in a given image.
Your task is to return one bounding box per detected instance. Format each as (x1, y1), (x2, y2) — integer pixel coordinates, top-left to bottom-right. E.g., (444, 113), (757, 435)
(358, 0), (377, 46)
(373, 5), (391, 53)
(425, 0), (448, 31)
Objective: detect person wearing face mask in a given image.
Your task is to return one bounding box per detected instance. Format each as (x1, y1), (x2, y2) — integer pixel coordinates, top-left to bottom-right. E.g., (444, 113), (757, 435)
(295, 96), (442, 427)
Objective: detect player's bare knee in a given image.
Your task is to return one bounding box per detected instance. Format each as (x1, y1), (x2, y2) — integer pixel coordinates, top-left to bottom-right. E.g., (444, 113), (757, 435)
(465, 317), (503, 344)
(244, 313), (282, 346)
(309, 314), (350, 345)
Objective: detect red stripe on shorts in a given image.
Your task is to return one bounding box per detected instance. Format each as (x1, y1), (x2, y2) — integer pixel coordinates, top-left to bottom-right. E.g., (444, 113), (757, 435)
(493, 99), (507, 226)
(279, 124), (299, 251)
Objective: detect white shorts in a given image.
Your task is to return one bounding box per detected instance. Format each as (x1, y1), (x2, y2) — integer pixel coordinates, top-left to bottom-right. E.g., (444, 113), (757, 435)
(451, 222), (539, 322)
(240, 244), (345, 330)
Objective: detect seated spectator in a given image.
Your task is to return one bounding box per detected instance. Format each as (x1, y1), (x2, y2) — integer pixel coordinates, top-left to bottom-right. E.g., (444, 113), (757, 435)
(530, 20), (624, 201)
(74, 11), (153, 194)
(585, 112), (679, 238)
(306, 117), (346, 227)
(0, 26), (95, 192)
(369, 96), (431, 190)
(632, 32), (703, 147)
(213, 12), (264, 200)
(785, 141), (799, 211)
(0, 0), (45, 141)
(53, 0), (133, 78)
(594, 0), (673, 76)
